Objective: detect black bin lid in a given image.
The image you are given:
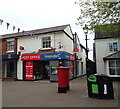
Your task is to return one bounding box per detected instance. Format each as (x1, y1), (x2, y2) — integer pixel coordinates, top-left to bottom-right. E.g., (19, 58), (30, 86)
(89, 74), (110, 79)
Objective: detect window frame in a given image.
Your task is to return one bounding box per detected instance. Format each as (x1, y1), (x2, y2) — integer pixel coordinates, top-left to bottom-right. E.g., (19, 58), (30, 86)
(109, 60), (120, 75)
(113, 42), (118, 51)
(42, 36), (51, 49)
(6, 39), (15, 52)
(108, 42), (118, 52)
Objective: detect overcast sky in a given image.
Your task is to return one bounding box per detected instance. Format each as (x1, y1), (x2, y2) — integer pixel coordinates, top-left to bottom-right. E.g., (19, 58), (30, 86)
(0, 0), (94, 60)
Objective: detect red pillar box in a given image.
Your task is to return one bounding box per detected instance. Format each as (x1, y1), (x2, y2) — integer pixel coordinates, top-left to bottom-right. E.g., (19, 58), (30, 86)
(57, 67), (70, 93)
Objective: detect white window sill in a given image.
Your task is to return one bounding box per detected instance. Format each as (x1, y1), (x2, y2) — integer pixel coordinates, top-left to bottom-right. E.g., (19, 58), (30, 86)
(41, 48), (52, 50)
(6, 51), (14, 53)
(108, 75), (120, 77)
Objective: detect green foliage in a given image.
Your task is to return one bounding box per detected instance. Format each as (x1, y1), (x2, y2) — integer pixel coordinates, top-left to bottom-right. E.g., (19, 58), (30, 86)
(75, 0), (120, 34)
(95, 24), (120, 38)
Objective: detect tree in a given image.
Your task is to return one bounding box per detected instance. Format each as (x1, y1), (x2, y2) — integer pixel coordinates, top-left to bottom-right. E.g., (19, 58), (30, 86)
(75, 0), (120, 35)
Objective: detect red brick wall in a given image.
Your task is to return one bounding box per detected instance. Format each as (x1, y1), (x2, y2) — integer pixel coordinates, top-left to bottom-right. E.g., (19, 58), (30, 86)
(0, 40), (2, 55)
(1, 39), (7, 55)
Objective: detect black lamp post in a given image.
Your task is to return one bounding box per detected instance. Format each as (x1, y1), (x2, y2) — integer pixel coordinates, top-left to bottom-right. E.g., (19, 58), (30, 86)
(83, 25), (89, 77)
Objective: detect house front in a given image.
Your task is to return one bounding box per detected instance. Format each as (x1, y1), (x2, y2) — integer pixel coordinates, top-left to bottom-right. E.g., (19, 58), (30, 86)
(0, 37), (19, 80)
(1, 24), (86, 81)
(17, 24), (85, 81)
(95, 25), (120, 78)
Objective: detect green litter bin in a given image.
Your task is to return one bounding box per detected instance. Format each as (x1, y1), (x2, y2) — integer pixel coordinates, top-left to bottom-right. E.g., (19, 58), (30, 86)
(88, 74), (114, 99)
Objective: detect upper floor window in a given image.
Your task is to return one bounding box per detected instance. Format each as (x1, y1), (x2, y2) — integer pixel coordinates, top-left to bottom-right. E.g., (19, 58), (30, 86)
(7, 40), (14, 52)
(42, 36), (51, 48)
(108, 42), (118, 52)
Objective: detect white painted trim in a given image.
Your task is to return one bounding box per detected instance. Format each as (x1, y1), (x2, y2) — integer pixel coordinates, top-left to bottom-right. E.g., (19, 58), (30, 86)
(106, 61), (109, 75)
(7, 38), (15, 41)
(6, 50), (14, 53)
(41, 48), (52, 50)
(108, 74), (120, 77)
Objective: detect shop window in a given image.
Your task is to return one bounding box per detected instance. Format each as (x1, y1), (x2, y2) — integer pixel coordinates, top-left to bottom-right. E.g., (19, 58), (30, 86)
(42, 36), (51, 48)
(108, 42), (118, 52)
(81, 62), (83, 74)
(113, 42), (118, 51)
(7, 40), (14, 52)
(109, 60), (120, 75)
(51, 67), (58, 75)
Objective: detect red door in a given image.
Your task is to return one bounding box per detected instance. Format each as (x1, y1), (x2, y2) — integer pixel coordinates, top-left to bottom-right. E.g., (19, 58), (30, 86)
(25, 61), (34, 80)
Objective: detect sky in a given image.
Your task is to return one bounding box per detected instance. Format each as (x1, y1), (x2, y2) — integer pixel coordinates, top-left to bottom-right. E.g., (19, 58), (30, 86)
(0, 0), (94, 60)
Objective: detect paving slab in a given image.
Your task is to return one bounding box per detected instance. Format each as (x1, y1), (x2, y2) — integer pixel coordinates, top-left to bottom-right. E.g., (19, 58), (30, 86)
(2, 76), (120, 107)
(0, 79), (2, 109)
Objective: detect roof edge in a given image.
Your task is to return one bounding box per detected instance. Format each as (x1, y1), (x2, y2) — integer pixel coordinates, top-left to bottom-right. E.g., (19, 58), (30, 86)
(103, 50), (120, 60)
(0, 24), (70, 36)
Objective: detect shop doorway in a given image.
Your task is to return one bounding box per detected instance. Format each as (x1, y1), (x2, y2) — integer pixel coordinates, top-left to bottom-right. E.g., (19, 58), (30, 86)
(4, 60), (16, 78)
(34, 61), (50, 80)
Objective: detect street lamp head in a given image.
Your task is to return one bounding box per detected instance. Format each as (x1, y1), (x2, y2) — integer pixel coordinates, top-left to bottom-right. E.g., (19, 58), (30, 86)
(83, 25), (88, 34)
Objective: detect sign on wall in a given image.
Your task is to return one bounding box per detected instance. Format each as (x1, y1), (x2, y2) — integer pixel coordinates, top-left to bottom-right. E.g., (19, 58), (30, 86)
(41, 52), (70, 60)
(73, 48), (79, 52)
(21, 52), (75, 61)
(25, 61), (34, 80)
(70, 55), (75, 61)
(21, 54), (41, 60)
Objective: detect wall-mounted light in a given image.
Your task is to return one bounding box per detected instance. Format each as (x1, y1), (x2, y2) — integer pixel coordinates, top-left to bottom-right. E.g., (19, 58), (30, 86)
(58, 42), (63, 49)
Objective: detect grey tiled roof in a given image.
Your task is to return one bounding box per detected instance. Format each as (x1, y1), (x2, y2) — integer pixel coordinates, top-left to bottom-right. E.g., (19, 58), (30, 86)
(0, 24), (69, 39)
(103, 51), (120, 60)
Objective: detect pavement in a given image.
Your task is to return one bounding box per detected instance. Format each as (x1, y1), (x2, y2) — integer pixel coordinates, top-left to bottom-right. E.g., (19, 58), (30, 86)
(0, 79), (2, 109)
(2, 76), (120, 107)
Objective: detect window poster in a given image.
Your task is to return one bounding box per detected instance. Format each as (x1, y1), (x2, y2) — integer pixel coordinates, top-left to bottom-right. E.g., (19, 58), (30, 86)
(51, 66), (58, 75)
(25, 61), (34, 80)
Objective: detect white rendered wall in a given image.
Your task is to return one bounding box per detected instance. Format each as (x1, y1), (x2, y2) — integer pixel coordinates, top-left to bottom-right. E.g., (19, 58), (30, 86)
(74, 37), (87, 76)
(17, 59), (23, 80)
(17, 30), (74, 79)
(95, 38), (120, 75)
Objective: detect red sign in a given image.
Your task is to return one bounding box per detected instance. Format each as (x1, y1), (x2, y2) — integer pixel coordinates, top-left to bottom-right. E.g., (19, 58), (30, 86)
(73, 48), (79, 52)
(21, 54), (41, 60)
(19, 46), (24, 50)
(70, 55), (75, 61)
(25, 61), (34, 80)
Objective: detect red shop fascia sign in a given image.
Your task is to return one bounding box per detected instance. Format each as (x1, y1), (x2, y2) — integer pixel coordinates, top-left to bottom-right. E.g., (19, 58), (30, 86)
(21, 54), (41, 61)
(21, 53), (75, 61)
